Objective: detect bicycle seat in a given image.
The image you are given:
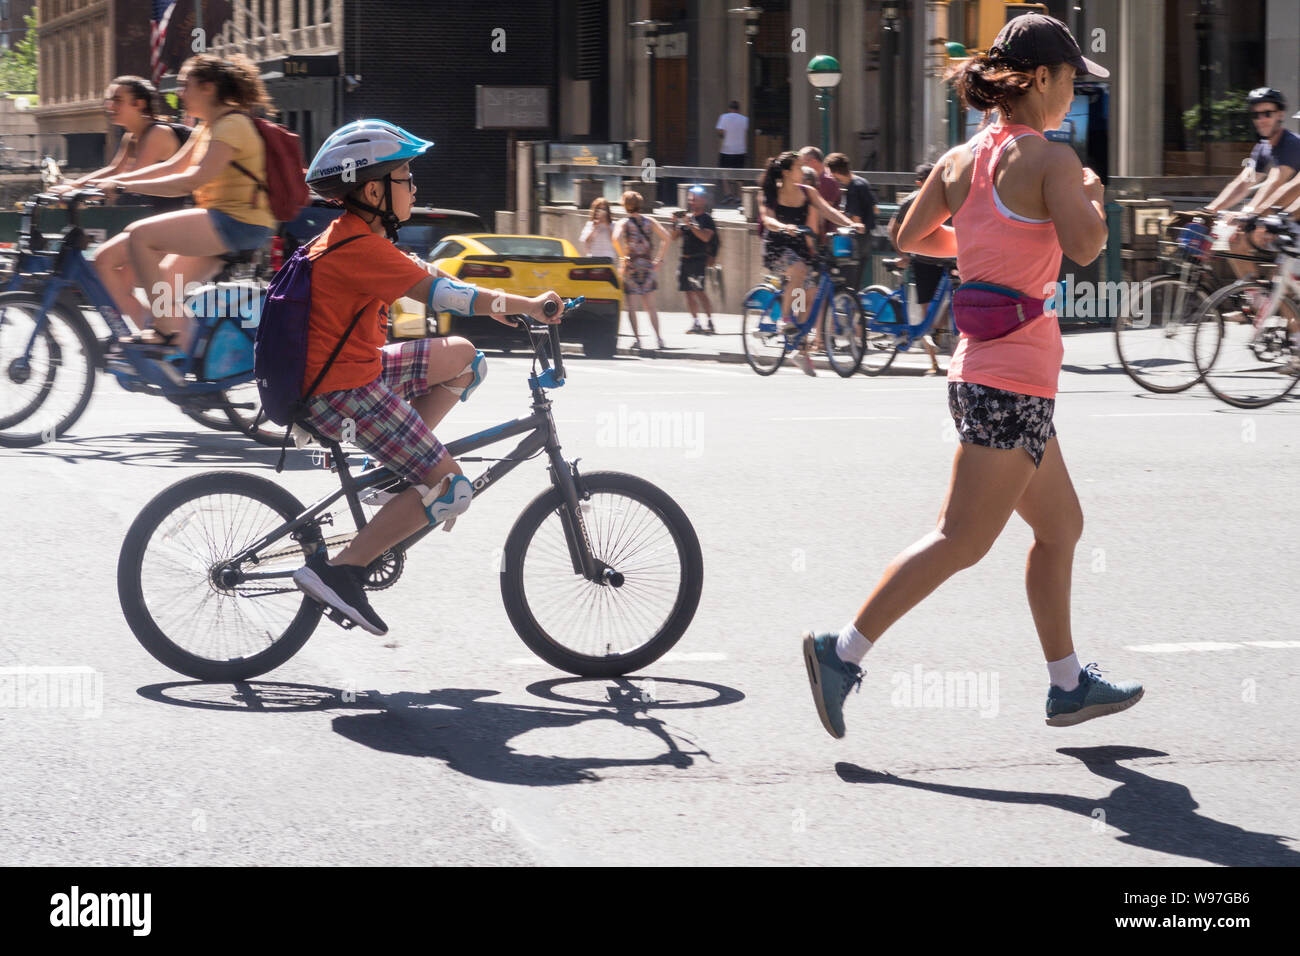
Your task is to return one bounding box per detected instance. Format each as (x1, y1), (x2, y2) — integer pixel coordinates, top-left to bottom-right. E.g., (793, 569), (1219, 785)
(882, 257), (904, 273)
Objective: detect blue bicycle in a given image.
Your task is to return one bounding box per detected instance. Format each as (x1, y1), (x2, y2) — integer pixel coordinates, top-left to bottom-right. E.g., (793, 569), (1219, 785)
(857, 256), (957, 375)
(741, 227), (866, 377)
(0, 189), (270, 448)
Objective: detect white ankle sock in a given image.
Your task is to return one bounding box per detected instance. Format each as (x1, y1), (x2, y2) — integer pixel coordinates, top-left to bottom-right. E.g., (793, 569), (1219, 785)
(1048, 652), (1081, 691)
(836, 623), (873, 666)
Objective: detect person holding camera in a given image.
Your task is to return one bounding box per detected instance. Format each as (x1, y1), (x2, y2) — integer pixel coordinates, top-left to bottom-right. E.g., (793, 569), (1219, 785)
(671, 186), (718, 334)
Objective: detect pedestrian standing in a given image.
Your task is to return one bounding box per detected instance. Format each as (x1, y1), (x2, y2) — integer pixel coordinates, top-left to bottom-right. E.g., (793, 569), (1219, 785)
(671, 186), (717, 334)
(825, 151), (875, 291)
(612, 190), (672, 351)
(888, 162), (948, 374)
(802, 13), (1143, 738)
(799, 146), (842, 238)
(579, 197), (616, 259)
(715, 100), (748, 205)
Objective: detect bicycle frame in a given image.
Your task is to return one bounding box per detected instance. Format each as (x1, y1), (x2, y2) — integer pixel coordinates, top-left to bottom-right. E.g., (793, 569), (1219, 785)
(6, 193), (257, 400)
(224, 327), (610, 588)
(864, 267), (954, 349)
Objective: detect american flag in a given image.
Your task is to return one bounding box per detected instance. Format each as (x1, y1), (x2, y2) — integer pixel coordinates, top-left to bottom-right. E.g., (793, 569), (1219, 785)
(150, 0), (178, 85)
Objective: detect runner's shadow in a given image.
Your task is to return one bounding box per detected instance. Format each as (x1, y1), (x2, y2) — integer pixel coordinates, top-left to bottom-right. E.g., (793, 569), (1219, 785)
(4, 430), (317, 469)
(837, 745), (1299, 866)
(139, 677), (743, 787)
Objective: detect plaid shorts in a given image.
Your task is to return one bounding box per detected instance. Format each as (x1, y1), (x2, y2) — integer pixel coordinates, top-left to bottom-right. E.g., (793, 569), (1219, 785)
(302, 339), (446, 483)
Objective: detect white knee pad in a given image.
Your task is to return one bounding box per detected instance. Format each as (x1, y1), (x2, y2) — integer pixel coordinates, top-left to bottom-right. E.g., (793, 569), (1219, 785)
(414, 473), (473, 532)
(441, 350), (487, 403)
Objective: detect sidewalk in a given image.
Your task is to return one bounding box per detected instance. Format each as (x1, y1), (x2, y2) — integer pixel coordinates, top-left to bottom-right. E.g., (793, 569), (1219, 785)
(596, 311), (1119, 375)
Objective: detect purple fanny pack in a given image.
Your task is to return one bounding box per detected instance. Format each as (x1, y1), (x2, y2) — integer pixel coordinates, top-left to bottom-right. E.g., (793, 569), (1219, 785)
(951, 282), (1046, 341)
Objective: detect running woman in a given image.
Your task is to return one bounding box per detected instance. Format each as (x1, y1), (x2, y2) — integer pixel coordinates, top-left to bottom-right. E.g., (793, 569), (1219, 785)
(803, 13), (1143, 738)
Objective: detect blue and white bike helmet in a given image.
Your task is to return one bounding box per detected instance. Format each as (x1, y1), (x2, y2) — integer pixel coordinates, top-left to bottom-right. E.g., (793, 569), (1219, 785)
(306, 119), (433, 238)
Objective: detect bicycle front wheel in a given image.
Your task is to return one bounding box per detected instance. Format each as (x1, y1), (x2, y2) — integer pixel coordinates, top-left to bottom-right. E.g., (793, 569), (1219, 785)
(857, 285), (900, 376)
(1114, 275), (1206, 393)
(118, 471), (324, 680)
(0, 292), (96, 447)
(1193, 280), (1300, 409)
(741, 296), (787, 375)
(824, 289), (866, 377)
(501, 471), (703, 677)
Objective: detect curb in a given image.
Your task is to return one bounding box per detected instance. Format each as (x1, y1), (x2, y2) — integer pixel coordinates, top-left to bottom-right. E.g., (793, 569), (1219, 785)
(611, 343), (946, 376)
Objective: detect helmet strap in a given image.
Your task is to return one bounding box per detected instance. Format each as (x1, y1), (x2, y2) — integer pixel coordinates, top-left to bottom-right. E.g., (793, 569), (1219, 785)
(342, 173), (401, 242)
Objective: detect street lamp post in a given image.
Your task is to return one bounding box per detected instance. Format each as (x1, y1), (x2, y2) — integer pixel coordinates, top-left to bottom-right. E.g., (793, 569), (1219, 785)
(806, 54), (841, 156)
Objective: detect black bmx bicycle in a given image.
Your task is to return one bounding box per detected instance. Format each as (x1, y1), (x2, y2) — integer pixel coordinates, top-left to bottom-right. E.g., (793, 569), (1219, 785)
(117, 299), (704, 680)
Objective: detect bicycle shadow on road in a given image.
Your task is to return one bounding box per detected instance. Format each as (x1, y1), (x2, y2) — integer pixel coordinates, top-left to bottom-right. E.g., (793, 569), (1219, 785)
(836, 745), (1299, 866)
(138, 676), (744, 787)
(2, 430), (320, 470)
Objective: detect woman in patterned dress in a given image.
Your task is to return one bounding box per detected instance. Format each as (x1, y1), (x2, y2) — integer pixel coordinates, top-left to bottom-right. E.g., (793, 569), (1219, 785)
(613, 190), (672, 351)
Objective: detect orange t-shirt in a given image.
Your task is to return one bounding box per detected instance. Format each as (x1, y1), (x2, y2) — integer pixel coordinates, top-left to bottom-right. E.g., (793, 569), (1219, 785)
(303, 212), (429, 395)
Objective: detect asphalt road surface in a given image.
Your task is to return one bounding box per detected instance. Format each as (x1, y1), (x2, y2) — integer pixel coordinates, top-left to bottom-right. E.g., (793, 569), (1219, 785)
(2, 331), (1297, 866)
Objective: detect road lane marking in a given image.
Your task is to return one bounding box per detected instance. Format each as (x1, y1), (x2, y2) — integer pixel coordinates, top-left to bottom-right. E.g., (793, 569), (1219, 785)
(1125, 641), (1300, 653)
(772, 415), (904, 421)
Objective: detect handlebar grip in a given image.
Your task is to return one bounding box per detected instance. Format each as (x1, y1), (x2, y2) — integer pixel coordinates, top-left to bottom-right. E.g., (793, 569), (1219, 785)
(543, 298), (560, 318)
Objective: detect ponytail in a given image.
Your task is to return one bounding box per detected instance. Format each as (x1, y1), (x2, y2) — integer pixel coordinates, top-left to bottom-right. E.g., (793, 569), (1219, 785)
(949, 54), (1072, 120)
(762, 150), (798, 209)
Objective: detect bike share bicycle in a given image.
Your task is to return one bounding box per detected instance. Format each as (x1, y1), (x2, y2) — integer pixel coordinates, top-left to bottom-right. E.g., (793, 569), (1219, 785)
(0, 186), (272, 448)
(740, 226), (866, 377)
(117, 298), (704, 680)
(856, 256), (957, 375)
(1191, 213), (1300, 408)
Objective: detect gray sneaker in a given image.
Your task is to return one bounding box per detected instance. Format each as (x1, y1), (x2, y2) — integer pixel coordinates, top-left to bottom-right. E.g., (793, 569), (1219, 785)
(1045, 663), (1143, 726)
(802, 631), (863, 738)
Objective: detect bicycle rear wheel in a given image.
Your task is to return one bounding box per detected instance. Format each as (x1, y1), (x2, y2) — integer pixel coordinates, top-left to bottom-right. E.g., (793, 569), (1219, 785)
(118, 471), (324, 680)
(220, 380), (284, 445)
(824, 289), (866, 377)
(741, 295), (787, 375)
(857, 285), (901, 376)
(1114, 275), (1206, 393)
(0, 293), (96, 447)
(1192, 280), (1300, 409)
(500, 471), (703, 677)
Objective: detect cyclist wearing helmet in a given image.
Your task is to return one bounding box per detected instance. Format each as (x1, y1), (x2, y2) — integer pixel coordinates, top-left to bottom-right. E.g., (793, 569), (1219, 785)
(1205, 88), (1300, 280)
(287, 120), (563, 636)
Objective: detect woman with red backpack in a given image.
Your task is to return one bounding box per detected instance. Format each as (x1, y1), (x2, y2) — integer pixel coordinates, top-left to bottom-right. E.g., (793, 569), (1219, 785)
(88, 54), (276, 350)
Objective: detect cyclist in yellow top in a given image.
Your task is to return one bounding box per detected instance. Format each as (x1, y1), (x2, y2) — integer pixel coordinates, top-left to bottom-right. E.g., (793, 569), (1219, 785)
(88, 54), (275, 349)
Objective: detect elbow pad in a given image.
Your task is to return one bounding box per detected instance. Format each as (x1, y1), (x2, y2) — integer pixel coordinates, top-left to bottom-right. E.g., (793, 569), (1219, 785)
(427, 276), (478, 316)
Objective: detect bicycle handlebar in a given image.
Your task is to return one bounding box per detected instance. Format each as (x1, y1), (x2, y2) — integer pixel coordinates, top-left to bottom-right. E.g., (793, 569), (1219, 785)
(516, 296), (584, 387)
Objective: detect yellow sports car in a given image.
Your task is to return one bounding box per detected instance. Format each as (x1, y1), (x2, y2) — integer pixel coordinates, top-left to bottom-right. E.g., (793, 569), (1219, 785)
(390, 233), (623, 358)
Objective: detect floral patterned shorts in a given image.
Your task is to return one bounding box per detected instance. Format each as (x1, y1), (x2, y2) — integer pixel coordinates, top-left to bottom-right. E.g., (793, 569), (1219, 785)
(947, 382), (1057, 468)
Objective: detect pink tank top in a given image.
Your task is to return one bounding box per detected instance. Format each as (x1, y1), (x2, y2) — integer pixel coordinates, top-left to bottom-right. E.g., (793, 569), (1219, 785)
(948, 124), (1064, 399)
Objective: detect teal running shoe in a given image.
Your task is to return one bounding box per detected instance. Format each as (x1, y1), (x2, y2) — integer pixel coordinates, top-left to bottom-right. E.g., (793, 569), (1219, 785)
(802, 630), (863, 739)
(1045, 663), (1144, 727)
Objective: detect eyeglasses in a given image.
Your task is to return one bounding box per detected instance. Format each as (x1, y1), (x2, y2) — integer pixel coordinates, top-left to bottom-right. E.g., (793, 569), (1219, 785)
(389, 175), (415, 189)
(1251, 109), (1278, 119)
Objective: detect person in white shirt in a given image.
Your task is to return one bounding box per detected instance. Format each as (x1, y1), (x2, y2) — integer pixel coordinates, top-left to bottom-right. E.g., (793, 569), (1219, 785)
(579, 197), (616, 259)
(715, 101), (749, 205)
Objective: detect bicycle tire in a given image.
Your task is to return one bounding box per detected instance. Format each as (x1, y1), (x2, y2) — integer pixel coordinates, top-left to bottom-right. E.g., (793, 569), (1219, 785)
(857, 285), (901, 376)
(220, 381), (284, 445)
(118, 470), (323, 681)
(1192, 279), (1300, 409)
(1114, 275), (1207, 394)
(741, 294), (787, 376)
(500, 471), (703, 677)
(0, 292), (97, 447)
(824, 289), (866, 377)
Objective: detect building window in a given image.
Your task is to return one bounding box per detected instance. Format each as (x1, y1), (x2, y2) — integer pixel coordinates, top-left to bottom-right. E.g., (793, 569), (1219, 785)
(293, 0), (300, 30)
(307, 0), (315, 27)
(322, 0), (331, 24)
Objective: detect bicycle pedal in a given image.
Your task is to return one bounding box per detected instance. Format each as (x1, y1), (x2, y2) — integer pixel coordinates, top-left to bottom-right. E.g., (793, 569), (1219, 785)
(323, 607), (357, 630)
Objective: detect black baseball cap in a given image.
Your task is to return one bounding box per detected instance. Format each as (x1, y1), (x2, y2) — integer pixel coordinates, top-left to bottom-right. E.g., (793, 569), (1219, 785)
(989, 13), (1109, 79)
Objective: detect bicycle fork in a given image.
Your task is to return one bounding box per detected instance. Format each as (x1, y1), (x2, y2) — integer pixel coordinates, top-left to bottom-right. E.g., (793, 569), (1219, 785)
(545, 449), (623, 588)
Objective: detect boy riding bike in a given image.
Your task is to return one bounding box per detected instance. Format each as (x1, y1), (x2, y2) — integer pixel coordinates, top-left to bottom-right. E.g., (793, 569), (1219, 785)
(288, 120), (562, 635)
